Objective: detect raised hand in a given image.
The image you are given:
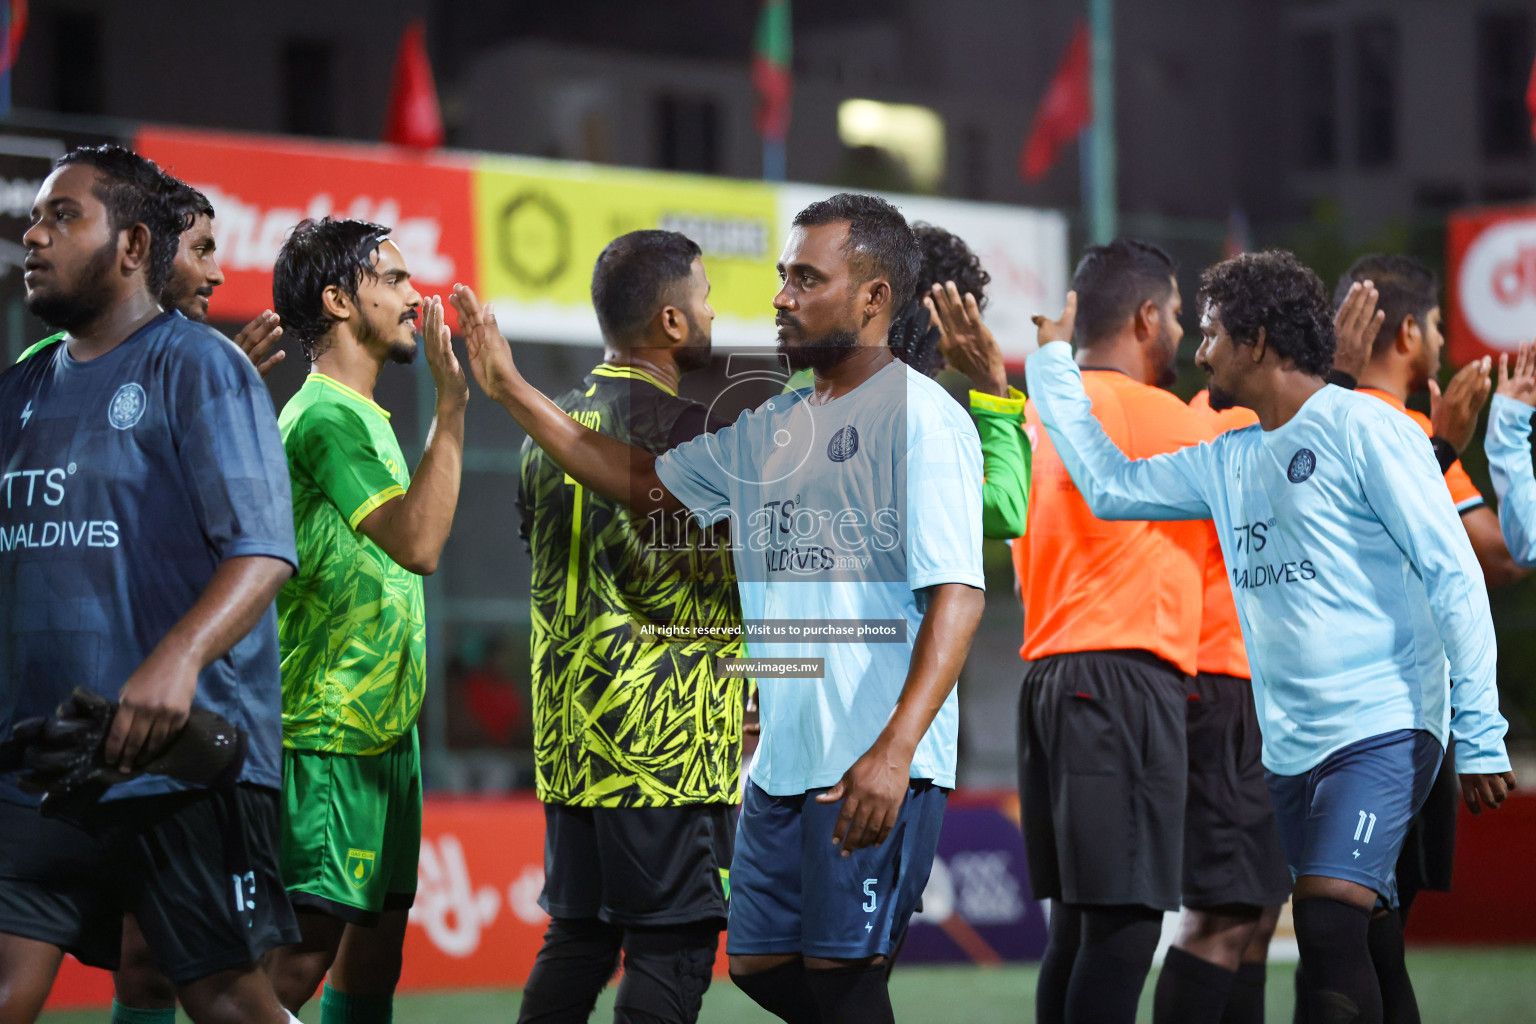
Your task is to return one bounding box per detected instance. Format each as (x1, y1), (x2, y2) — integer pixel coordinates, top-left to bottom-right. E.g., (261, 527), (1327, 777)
(1332, 280), (1385, 381)
(420, 295), (468, 410)
(1430, 357), (1492, 452)
(1031, 290), (1078, 349)
(927, 281), (1008, 396)
(232, 311), (285, 379)
(1496, 341), (1536, 408)
(448, 284), (521, 406)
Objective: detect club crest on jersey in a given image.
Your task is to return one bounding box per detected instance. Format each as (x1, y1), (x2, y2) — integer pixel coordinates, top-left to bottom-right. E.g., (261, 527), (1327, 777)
(108, 383), (147, 430)
(827, 425), (859, 463)
(1287, 448), (1316, 483)
(345, 848), (377, 888)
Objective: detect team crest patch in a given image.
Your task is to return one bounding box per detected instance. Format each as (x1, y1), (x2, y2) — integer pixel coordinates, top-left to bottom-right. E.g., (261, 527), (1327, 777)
(1287, 448), (1316, 483)
(345, 848), (377, 888)
(827, 425), (859, 463)
(108, 383), (146, 430)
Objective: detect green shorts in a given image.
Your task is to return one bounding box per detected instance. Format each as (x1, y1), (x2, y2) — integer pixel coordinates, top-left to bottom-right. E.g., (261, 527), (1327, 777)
(281, 728), (422, 925)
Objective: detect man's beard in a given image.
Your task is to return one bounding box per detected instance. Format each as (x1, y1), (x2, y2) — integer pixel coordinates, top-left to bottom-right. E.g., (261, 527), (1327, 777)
(25, 239), (119, 332)
(674, 311), (712, 373)
(1207, 383), (1240, 412)
(780, 328), (859, 373)
(359, 306), (418, 365)
(161, 274), (211, 322)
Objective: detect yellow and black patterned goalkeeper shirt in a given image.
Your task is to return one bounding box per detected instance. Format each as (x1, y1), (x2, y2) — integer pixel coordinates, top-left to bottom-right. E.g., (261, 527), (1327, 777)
(518, 364), (743, 807)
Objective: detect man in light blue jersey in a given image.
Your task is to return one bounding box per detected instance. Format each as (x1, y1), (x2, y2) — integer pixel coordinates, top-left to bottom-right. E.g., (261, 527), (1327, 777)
(1487, 340), (1536, 568)
(1025, 250), (1515, 1024)
(452, 193), (986, 1024)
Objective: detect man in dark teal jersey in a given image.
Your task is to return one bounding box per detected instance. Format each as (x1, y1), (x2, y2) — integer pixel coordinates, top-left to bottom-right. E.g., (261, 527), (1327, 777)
(0, 147), (302, 1024)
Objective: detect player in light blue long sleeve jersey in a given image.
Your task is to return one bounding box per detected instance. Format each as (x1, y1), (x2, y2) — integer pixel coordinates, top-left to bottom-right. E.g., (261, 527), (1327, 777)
(1486, 341), (1536, 568)
(1026, 251), (1515, 1024)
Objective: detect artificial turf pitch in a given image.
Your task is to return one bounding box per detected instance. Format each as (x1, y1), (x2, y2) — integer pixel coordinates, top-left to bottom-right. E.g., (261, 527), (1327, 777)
(39, 949), (1536, 1023)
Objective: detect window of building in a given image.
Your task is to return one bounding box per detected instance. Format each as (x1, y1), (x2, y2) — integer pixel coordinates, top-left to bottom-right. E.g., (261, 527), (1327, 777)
(653, 95), (720, 174)
(1477, 12), (1534, 160)
(1292, 31), (1337, 170)
(52, 11), (103, 115)
(1353, 20), (1397, 167)
(282, 39), (337, 138)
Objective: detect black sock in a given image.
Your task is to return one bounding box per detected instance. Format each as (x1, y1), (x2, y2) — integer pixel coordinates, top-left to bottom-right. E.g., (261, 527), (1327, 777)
(612, 923), (720, 1024)
(516, 917), (623, 1024)
(1366, 912), (1419, 1024)
(1063, 905), (1164, 1024)
(1154, 946), (1238, 1024)
(1036, 902), (1081, 1024)
(803, 963), (892, 1024)
(1220, 962), (1267, 1024)
(1293, 960), (1309, 1024)
(729, 960), (822, 1024)
(1292, 898), (1381, 1024)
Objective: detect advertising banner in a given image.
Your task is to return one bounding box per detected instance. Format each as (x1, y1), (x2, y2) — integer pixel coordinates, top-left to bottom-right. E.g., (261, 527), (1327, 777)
(1448, 205), (1536, 364)
(472, 157), (782, 346)
(128, 126), (1067, 357)
(134, 126), (479, 326)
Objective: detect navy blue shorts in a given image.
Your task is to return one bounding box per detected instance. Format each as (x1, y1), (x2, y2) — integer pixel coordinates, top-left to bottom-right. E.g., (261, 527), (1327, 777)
(726, 779), (948, 959)
(1265, 729), (1443, 907)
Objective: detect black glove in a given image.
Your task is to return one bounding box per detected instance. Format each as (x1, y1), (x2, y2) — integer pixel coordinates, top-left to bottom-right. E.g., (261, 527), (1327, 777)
(0, 688), (247, 819)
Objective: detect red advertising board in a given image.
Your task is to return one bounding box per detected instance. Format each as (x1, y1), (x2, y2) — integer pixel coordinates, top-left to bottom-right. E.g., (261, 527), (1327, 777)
(1448, 205), (1536, 364)
(133, 126), (479, 324)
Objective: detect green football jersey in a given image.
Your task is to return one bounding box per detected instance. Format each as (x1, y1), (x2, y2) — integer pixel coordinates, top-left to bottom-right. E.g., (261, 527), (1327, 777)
(15, 332), (64, 364)
(277, 373), (424, 755)
(519, 364), (744, 808)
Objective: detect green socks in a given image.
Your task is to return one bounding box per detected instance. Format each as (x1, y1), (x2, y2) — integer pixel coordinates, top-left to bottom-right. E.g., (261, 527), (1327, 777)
(320, 984), (394, 1024)
(109, 1002), (176, 1024)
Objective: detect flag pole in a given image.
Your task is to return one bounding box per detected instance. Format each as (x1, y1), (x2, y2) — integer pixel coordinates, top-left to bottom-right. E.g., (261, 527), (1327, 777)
(1087, 0), (1116, 243)
(763, 139), (786, 182)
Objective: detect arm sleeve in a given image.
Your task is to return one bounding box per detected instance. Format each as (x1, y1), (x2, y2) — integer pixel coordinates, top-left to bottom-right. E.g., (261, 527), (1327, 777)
(654, 418), (739, 527)
(969, 388), (1032, 540)
(1485, 394), (1536, 569)
(1352, 409), (1510, 773)
(905, 422), (986, 591)
(172, 342), (298, 571)
(289, 401), (405, 530)
(1024, 341), (1214, 521)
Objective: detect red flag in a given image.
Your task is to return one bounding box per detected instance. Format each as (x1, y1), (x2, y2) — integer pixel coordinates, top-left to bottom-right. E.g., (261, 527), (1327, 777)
(1020, 21), (1091, 184)
(1527, 47), (1536, 142)
(753, 0), (793, 142)
(383, 20), (444, 150)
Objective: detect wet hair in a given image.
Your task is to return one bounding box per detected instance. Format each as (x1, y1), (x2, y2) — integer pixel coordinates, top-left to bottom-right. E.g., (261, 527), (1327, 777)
(1333, 253), (1438, 357)
(590, 229), (702, 345)
(162, 177), (216, 235)
(272, 217), (391, 362)
(792, 192), (922, 315)
(54, 144), (180, 293)
(1071, 238), (1176, 344)
(1199, 250), (1335, 378)
(890, 223), (994, 375)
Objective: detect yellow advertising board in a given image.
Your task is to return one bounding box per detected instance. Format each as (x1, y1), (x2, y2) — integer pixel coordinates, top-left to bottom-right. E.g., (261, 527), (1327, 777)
(472, 156), (784, 345)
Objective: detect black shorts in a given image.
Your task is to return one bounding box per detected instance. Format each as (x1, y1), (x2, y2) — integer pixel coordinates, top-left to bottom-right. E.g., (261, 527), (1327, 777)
(1018, 650), (1187, 911)
(541, 802), (734, 927)
(1182, 673), (1293, 909)
(0, 785), (298, 985)
(1396, 744), (1457, 894)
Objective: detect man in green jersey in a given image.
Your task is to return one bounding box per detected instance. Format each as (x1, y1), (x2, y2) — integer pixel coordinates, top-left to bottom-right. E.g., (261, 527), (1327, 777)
(263, 217), (468, 1024)
(514, 230), (743, 1024)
